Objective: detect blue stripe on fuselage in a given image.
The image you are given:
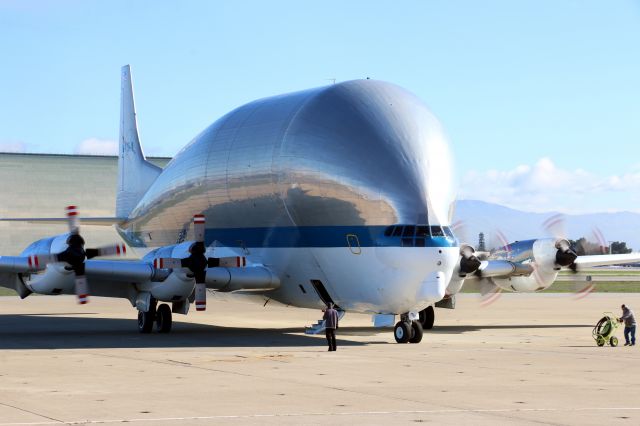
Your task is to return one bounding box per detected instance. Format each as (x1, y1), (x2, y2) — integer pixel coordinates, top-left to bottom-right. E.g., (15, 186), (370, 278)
(127, 226), (458, 248)
(202, 226), (457, 248)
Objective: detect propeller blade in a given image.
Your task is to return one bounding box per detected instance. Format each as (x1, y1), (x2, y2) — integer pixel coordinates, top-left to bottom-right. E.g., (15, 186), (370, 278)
(86, 243), (127, 259)
(542, 213), (567, 240)
(194, 282), (206, 311)
(66, 205), (80, 235)
(27, 254), (59, 270)
(207, 256), (247, 268)
(193, 214), (205, 243)
(478, 278), (502, 307)
(153, 258), (184, 269)
(74, 274), (89, 304)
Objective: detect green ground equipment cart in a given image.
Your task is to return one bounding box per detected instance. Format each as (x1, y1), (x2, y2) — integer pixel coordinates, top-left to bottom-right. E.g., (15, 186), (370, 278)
(592, 312), (619, 347)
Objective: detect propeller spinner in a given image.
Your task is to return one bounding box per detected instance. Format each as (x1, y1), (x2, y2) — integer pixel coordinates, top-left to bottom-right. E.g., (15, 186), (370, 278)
(153, 214), (246, 312)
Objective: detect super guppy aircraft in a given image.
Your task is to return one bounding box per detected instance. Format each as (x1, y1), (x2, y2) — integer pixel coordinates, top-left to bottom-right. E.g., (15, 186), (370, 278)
(2, 66), (640, 343)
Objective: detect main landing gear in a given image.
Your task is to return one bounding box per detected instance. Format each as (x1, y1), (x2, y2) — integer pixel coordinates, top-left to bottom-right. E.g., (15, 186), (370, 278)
(138, 301), (173, 334)
(394, 314), (423, 344)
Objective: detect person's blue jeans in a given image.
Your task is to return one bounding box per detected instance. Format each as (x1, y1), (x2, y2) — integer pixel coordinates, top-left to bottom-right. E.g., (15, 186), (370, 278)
(624, 325), (636, 345)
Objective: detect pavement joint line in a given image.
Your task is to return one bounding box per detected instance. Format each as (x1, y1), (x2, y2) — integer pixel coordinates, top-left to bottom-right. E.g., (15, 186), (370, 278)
(0, 402), (63, 423)
(1, 407), (640, 425)
(86, 351), (434, 407)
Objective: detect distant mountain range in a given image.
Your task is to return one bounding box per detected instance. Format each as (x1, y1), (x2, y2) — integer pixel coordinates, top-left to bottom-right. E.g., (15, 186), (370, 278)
(452, 200), (640, 252)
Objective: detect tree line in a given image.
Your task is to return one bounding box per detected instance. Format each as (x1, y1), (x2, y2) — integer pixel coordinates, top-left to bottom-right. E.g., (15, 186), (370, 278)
(568, 238), (632, 255)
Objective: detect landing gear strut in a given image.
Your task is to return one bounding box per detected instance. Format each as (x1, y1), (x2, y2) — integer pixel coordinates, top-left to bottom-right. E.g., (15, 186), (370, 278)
(394, 314), (424, 344)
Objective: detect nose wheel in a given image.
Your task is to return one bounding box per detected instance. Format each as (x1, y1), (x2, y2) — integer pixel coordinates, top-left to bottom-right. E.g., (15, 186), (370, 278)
(394, 318), (424, 344)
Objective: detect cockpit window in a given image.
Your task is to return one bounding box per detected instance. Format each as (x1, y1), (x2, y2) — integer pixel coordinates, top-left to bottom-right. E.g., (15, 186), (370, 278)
(416, 226), (429, 238)
(430, 226), (445, 237)
(384, 226), (395, 237)
(443, 226), (454, 239)
(392, 226), (403, 237)
(402, 225), (415, 237)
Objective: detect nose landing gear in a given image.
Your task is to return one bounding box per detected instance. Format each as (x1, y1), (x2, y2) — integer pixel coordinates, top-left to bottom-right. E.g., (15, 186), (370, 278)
(394, 314), (424, 343)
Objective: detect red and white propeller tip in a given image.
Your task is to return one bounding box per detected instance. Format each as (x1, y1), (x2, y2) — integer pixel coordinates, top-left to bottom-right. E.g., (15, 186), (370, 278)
(193, 214), (205, 243)
(66, 205), (80, 235)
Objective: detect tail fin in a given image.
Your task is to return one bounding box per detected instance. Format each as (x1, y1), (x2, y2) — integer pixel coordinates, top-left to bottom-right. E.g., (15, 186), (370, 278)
(116, 65), (162, 218)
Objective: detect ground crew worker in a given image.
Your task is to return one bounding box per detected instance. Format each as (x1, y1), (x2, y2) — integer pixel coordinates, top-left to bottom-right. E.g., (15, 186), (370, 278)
(619, 304), (636, 346)
(323, 302), (339, 351)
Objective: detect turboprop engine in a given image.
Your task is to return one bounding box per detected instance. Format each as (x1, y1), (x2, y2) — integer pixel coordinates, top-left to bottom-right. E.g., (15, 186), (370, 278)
(14, 206), (127, 301)
(445, 238), (578, 296)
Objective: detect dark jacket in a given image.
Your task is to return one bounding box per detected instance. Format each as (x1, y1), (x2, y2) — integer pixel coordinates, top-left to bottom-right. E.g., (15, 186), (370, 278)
(323, 308), (339, 329)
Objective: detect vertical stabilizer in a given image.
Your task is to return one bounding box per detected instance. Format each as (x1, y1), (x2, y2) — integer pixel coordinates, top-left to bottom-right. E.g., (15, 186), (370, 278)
(117, 65), (162, 218)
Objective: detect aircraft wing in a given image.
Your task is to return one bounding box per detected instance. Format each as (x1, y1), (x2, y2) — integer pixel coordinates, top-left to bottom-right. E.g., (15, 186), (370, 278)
(0, 217), (125, 226)
(573, 253), (640, 269)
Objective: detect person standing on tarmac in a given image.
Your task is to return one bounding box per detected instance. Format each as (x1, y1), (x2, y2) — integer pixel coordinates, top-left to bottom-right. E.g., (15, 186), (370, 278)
(323, 302), (339, 351)
(619, 304), (636, 346)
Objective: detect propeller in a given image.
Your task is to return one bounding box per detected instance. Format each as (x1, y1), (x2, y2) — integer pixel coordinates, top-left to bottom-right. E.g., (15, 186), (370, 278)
(29, 206), (127, 304)
(542, 214), (597, 299)
(153, 214), (246, 311)
(459, 244), (482, 277)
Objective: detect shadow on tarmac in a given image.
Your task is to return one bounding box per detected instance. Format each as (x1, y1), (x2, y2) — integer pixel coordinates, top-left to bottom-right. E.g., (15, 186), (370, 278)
(429, 324), (590, 334)
(0, 311), (594, 350)
(0, 314), (386, 350)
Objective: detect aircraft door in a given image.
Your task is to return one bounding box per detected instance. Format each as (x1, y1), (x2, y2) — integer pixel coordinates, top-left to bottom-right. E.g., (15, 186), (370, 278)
(346, 233), (361, 255)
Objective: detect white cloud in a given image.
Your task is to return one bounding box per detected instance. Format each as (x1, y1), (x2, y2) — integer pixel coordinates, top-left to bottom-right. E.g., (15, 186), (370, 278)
(74, 138), (118, 156)
(459, 158), (640, 213)
(0, 140), (28, 153)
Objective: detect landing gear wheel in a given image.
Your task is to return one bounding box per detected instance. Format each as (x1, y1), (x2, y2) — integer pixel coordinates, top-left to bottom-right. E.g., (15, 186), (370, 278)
(610, 336), (618, 347)
(156, 303), (172, 333)
(394, 321), (412, 344)
(138, 309), (155, 334)
(409, 320), (423, 343)
(419, 306), (435, 330)
(596, 335), (605, 347)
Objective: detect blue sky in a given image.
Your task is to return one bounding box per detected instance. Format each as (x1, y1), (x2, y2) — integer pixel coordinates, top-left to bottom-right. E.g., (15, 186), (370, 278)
(1, 0), (639, 213)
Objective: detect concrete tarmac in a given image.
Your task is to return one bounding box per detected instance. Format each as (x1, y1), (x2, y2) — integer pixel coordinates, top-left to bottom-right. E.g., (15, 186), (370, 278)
(0, 293), (639, 425)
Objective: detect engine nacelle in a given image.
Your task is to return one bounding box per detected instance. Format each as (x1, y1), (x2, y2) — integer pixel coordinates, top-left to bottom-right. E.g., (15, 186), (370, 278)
(491, 238), (562, 292)
(141, 269), (194, 302)
(16, 234), (74, 295)
(20, 233), (70, 258)
(25, 263), (75, 295)
(142, 242), (194, 262)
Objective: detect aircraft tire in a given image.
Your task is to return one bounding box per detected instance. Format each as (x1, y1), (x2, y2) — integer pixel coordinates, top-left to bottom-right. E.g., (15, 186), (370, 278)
(419, 306), (435, 329)
(394, 321), (411, 344)
(156, 304), (172, 333)
(138, 310), (155, 334)
(409, 320), (423, 343)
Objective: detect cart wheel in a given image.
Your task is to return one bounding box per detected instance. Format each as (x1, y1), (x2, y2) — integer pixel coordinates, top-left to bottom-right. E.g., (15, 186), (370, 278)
(596, 336), (606, 347)
(610, 336), (618, 347)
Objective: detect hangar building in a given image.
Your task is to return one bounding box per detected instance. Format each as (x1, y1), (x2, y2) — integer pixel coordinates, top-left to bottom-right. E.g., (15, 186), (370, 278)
(0, 153), (170, 256)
